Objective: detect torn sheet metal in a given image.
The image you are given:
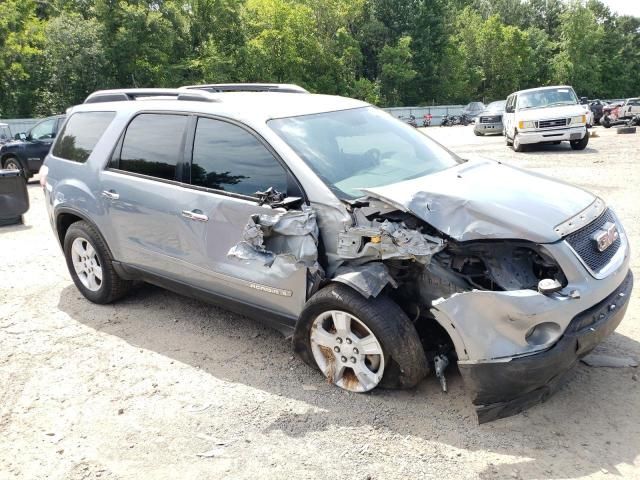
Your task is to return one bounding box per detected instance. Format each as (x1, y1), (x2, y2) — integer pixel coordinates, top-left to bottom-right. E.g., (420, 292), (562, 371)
(333, 263), (398, 298)
(227, 206), (322, 278)
(337, 218), (444, 264)
(360, 159), (597, 243)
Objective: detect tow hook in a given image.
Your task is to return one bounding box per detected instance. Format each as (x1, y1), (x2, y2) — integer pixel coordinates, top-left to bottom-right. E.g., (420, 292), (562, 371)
(434, 354), (449, 393)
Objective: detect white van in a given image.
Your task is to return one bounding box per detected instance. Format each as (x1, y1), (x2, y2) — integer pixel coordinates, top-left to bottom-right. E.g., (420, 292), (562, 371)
(503, 86), (589, 152)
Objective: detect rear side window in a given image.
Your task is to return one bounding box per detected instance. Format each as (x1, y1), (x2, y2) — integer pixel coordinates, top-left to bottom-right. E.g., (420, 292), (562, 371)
(117, 114), (188, 181)
(191, 117), (287, 196)
(52, 112), (115, 163)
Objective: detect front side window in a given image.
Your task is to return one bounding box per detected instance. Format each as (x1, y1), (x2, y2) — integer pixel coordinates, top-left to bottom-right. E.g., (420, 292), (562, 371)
(52, 112), (115, 163)
(269, 107), (460, 199)
(517, 88), (578, 110)
(117, 114), (188, 181)
(191, 117), (287, 196)
(30, 119), (57, 141)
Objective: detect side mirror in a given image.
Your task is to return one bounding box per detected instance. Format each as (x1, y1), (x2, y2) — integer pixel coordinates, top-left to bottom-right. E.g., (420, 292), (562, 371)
(505, 105), (514, 113)
(17, 132), (27, 141)
(580, 97), (588, 105)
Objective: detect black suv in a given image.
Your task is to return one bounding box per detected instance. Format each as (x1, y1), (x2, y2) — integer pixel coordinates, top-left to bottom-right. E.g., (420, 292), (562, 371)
(0, 115), (65, 177)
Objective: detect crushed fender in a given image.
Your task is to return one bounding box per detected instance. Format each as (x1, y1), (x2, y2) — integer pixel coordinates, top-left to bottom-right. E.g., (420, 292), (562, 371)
(337, 213), (444, 264)
(333, 263), (398, 298)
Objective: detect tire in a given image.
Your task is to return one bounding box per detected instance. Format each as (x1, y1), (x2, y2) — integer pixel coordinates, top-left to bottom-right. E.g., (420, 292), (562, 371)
(473, 130), (483, 136)
(513, 132), (524, 152)
(63, 221), (131, 304)
(293, 283), (428, 391)
(3, 156), (21, 171)
(617, 126), (636, 134)
(551, 141), (561, 145)
(570, 131), (590, 150)
(505, 133), (513, 146)
(602, 116), (611, 128)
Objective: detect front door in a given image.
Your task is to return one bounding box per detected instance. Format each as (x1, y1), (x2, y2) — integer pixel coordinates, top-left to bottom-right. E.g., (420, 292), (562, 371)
(177, 116), (309, 319)
(26, 118), (57, 171)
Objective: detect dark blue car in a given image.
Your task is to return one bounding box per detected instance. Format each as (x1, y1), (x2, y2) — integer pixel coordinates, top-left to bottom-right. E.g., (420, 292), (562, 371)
(0, 115), (65, 177)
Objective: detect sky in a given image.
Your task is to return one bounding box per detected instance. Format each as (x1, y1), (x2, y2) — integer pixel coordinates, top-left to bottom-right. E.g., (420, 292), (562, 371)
(599, 0), (640, 17)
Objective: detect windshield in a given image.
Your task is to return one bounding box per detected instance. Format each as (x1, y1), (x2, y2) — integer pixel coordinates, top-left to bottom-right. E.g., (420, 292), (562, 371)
(268, 107), (460, 199)
(486, 101), (506, 112)
(517, 88), (578, 110)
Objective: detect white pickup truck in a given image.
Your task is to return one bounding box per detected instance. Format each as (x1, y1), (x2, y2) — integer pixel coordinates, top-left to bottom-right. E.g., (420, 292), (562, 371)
(620, 98), (640, 118)
(503, 86), (589, 152)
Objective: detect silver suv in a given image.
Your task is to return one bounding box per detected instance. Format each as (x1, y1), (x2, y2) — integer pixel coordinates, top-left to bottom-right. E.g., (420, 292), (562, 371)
(42, 85), (633, 423)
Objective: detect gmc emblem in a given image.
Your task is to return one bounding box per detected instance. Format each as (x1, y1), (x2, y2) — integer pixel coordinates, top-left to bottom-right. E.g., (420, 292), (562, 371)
(593, 222), (619, 252)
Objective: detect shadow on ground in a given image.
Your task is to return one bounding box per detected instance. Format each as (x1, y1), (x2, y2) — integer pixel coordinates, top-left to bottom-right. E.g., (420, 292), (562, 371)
(57, 283), (640, 479)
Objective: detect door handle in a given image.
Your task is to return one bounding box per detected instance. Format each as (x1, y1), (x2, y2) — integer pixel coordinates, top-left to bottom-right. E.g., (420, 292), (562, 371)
(181, 209), (209, 222)
(102, 190), (119, 200)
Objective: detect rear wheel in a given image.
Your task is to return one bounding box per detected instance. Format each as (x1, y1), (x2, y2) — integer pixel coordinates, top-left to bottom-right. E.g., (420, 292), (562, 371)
(570, 131), (589, 150)
(293, 284), (428, 392)
(64, 221), (131, 304)
(602, 116), (611, 128)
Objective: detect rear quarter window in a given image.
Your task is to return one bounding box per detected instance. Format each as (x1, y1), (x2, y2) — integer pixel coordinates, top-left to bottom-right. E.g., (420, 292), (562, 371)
(52, 112), (116, 163)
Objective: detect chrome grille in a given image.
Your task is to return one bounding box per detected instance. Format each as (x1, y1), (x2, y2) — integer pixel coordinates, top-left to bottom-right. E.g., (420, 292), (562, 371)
(538, 118), (567, 129)
(480, 115), (501, 123)
(565, 209), (621, 273)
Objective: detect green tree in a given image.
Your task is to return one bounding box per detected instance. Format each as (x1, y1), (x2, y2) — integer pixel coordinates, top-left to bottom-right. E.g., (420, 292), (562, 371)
(379, 36), (417, 105)
(37, 13), (108, 114)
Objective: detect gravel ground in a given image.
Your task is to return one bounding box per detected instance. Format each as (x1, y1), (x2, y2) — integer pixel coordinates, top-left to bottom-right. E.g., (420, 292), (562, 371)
(1, 125), (638, 480)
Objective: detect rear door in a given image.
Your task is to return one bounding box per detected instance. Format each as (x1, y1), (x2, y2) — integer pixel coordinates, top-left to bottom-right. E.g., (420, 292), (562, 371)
(176, 116), (309, 319)
(99, 112), (193, 280)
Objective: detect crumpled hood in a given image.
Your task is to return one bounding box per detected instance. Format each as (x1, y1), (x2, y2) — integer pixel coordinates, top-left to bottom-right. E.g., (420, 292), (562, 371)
(517, 105), (585, 122)
(361, 160), (596, 243)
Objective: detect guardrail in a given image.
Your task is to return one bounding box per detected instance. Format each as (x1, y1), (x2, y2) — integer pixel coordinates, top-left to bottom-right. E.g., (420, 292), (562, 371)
(383, 105), (465, 126)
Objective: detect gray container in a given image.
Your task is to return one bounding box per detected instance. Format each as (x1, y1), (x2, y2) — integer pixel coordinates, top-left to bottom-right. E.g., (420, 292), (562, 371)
(0, 169), (29, 226)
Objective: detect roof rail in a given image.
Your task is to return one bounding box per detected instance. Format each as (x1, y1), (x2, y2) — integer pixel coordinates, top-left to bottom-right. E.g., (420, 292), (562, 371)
(83, 88), (218, 104)
(180, 83), (309, 94)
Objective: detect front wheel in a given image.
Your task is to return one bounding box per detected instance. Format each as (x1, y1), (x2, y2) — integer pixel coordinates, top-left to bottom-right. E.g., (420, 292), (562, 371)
(602, 116), (611, 128)
(474, 129), (483, 136)
(293, 284), (428, 392)
(3, 157), (21, 171)
(570, 131), (589, 150)
(513, 133), (525, 152)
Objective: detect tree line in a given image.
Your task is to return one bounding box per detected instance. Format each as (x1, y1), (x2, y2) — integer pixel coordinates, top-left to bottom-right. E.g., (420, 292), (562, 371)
(0, 0), (638, 118)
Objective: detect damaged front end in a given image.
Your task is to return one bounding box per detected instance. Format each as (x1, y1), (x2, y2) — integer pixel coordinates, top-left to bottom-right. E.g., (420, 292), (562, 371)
(331, 188), (632, 423)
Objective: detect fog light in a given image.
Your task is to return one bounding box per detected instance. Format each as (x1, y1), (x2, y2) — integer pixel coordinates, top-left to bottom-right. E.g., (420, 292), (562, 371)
(538, 278), (563, 295)
(525, 322), (562, 346)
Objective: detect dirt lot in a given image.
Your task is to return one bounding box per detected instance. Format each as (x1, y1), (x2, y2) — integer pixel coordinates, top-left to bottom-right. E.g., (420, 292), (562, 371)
(1, 126), (638, 480)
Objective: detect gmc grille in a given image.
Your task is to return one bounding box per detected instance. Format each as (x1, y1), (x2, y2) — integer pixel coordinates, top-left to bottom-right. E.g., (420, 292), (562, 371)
(565, 208), (621, 273)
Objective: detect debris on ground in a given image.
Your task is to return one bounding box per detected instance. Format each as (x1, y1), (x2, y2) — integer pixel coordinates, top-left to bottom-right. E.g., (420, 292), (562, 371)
(581, 354), (639, 368)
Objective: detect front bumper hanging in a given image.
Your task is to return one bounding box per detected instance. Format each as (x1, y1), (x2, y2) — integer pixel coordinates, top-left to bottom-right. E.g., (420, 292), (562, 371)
(459, 270), (633, 424)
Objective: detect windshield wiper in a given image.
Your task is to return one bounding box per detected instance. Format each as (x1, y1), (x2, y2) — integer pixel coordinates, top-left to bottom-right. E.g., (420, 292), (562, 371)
(546, 102), (575, 107)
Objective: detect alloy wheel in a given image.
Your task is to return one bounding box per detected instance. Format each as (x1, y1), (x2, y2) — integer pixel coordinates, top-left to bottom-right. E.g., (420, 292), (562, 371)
(310, 310), (385, 392)
(71, 237), (103, 292)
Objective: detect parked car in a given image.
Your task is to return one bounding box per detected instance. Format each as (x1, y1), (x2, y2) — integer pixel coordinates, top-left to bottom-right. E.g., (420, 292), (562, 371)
(588, 99), (605, 124)
(0, 115), (65, 177)
(619, 97), (640, 119)
(0, 123), (12, 145)
(42, 85), (632, 423)
(503, 86), (589, 152)
(601, 101), (626, 128)
(462, 101), (485, 120)
(578, 97), (594, 127)
(473, 100), (506, 136)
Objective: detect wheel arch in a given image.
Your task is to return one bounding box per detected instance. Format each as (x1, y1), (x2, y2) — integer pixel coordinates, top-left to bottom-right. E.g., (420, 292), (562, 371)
(54, 207), (115, 259)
